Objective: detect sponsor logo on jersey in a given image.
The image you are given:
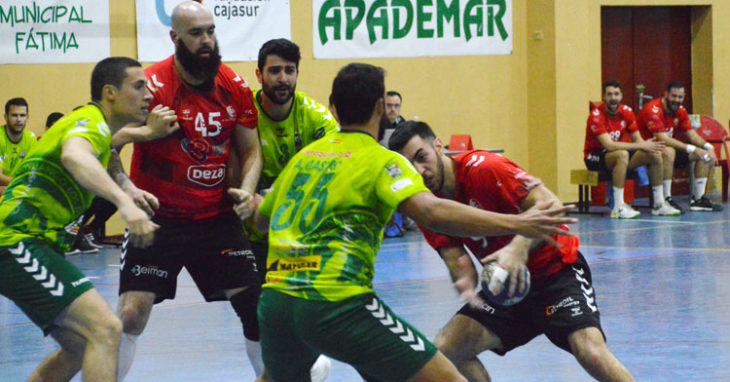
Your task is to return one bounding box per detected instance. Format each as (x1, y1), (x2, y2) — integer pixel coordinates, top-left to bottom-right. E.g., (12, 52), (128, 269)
(267, 256), (322, 272)
(130, 264), (168, 279)
(385, 163), (402, 178)
(187, 164), (226, 187)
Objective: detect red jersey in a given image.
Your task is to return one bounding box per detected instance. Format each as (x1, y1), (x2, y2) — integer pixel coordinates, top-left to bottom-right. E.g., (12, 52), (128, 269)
(637, 98), (691, 141)
(131, 56), (257, 220)
(583, 102), (637, 157)
(419, 151), (579, 280)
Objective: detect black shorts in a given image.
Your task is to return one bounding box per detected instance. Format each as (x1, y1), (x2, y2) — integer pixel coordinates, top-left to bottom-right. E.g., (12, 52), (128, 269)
(585, 150), (637, 173)
(674, 149), (690, 168)
(249, 239), (268, 285)
(457, 252), (604, 355)
(120, 212), (260, 303)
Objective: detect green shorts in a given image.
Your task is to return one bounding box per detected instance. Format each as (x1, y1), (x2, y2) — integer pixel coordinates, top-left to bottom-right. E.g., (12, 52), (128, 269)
(258, 289), (438, 382)
(0, 239), (94, 335)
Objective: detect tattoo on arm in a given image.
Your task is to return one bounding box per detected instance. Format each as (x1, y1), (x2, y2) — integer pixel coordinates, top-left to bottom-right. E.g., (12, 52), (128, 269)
(108, 150), (131, 188)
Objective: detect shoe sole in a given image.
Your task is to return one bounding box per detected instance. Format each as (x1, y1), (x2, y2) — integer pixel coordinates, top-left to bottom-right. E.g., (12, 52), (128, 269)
(652, 211), (682, 216)
(690, 206), (722, 212)
(611, 214), (640, 219)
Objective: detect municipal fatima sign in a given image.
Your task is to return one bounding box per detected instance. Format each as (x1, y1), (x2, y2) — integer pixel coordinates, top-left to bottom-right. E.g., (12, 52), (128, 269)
(313, 0), (512, 59)
(0, 0), (110, 64)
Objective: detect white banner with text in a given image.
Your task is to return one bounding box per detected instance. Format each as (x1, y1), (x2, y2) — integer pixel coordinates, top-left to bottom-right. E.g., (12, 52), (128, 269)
(313, 0), (512, 59)
(0, 0), (110, 64)
(136, 0), (291, 62)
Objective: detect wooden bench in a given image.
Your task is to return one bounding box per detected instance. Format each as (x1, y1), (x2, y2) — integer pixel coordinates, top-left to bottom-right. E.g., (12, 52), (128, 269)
(570, 169), (603, 213)
(570, 169), (646, 213)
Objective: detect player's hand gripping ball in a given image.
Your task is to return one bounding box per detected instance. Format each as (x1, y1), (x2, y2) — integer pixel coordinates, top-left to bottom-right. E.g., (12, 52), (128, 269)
(481, 261), (531, 306)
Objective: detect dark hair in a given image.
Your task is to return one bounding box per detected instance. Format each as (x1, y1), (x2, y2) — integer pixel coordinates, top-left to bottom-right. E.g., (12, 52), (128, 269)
(666, 82), (684, 92)
(45, 112), (64, 128)
(5, 97), (28, 114)
(90, 57), (142, 102)
(330, 63), (385, 126)
(602, 80), (622, 93)
(257, 39), (301, 71)
(388, 120), (437, 152)
(386, 90), (402, 100)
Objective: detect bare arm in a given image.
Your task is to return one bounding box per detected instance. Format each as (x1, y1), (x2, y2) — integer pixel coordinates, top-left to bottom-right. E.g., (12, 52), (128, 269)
(654, 131), (715, 163)
(61, 137), (158, 247)
(107, 150), (159, 216)
(229, 125), (263, 220)
(0, 168), (11, 187)
(110, 105), (179, 150)
(398, 191), (575, 244)
(597, 132), (663, 153)
(479, 184), (563, 295)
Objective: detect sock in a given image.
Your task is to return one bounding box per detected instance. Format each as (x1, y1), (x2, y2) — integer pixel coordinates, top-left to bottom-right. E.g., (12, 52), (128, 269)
(652, 186), (664, 208)
(117, 333), (139, 381)
(245, 338), (265, 377)
(310, 355), (332, 382)
(663, 180), (673, 199)
(694, 177), (708, 200)
(613, 186), (624, 209)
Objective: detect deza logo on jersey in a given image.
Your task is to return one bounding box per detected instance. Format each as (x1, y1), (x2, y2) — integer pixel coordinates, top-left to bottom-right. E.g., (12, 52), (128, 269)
(188, 164), (226, 187)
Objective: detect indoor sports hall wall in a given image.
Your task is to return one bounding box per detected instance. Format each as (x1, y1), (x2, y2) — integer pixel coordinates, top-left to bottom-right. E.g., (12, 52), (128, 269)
(1, 0), (728, 234)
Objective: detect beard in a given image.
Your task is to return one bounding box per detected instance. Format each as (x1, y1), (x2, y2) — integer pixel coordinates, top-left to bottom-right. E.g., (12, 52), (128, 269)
(176, 39), (222, 90)
(434, 146), (445, 193)
(377, 111), (390, 141)
(262, 80), (296, 105)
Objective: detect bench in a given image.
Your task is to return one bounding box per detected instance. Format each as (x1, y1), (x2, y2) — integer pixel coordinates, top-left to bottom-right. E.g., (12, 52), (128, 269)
(570, 168), (650, 213)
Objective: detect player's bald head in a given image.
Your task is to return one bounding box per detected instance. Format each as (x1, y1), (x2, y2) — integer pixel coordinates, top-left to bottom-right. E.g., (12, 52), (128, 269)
(171, 1), (212, 32)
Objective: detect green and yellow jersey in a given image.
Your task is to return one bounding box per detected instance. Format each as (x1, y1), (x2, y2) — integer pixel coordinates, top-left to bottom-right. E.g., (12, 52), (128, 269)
(259, 131), (429, 301)
(255, 90), (339, 191)
(0, 104), (112, 252)
(247, 90), (338, 241)
(0, 126), (37, 177)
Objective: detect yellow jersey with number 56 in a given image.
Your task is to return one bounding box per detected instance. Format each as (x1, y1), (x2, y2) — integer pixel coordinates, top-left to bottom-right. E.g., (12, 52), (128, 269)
(259, 131), (428, 301)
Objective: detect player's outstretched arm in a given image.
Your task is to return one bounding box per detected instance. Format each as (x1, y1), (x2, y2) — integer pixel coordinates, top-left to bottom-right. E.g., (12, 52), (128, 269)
(61, 137), (158, 247)
(399, 191), (576, 244)
(110, 105), (179, 150)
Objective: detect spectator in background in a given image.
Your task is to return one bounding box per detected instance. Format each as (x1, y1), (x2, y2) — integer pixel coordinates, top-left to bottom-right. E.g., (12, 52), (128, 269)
(637, 82), (722, 212)
(378, 90), (405, 147)
(0, 98), (37, 186)
(45, 112), (64, 130)
(583, 81), (677, 218)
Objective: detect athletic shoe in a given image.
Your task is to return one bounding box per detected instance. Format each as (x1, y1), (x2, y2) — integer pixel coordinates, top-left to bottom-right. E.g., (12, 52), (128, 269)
(690, 196), (723, 212)
(665, 197), (685, 214)
(610, 204), (640, 219)
(65, 235), (100, 255)
(82, 232), (103, 249)
(652, 202), (682, 216)
(310, 355), (331, 382)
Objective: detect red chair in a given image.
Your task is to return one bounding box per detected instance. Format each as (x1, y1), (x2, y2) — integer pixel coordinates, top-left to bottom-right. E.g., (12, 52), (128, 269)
(695, 116), (729, 201)
(449, 134), (473, 151)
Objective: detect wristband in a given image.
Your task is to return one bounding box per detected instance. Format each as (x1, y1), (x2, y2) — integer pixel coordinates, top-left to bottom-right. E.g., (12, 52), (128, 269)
(704, 143), (713, 150)
(686, 144), (696, 154)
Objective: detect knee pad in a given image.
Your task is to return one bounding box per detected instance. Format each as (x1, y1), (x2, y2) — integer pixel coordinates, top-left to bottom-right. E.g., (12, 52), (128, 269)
(229, 285), (262, 341)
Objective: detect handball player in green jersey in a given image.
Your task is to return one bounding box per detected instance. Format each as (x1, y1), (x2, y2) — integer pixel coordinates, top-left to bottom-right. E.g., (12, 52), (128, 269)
(0, 57), (172, 381)
(250, 63), (576, 382)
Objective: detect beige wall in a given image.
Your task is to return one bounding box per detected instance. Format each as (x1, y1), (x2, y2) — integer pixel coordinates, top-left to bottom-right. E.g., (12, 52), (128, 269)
(1, 0), (728, 234)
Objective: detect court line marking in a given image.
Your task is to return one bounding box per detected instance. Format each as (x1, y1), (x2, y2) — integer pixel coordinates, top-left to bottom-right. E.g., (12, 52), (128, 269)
(577, 219), (729, 235)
